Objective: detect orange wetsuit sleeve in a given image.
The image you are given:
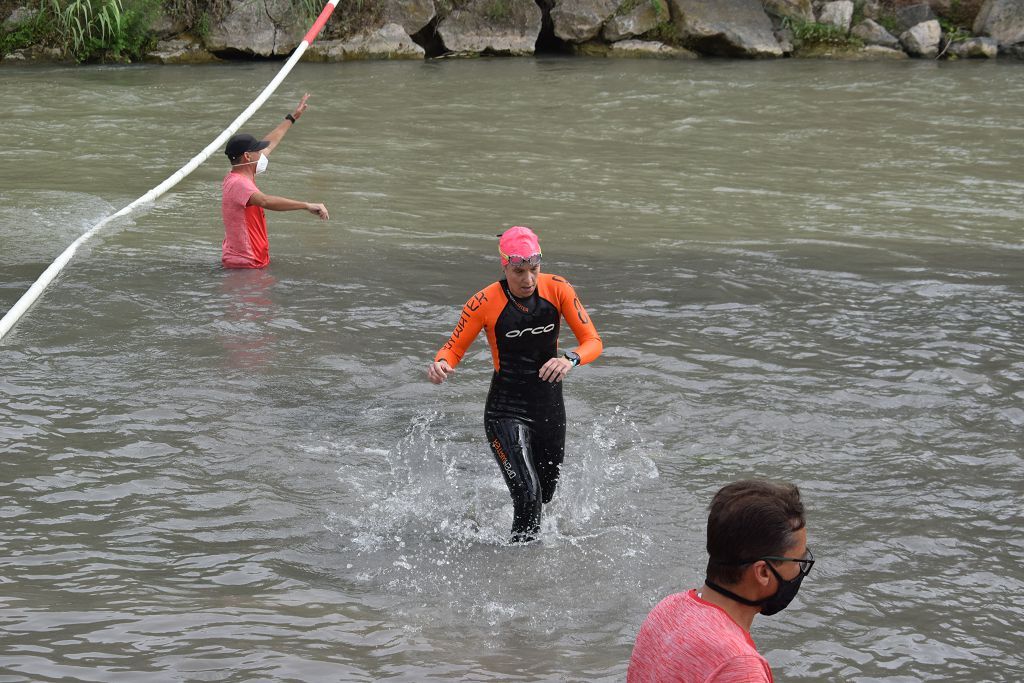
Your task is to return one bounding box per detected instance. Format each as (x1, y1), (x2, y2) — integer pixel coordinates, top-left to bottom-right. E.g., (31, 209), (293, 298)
(553, 277), (602, 365)
(435, 288), (490, 369)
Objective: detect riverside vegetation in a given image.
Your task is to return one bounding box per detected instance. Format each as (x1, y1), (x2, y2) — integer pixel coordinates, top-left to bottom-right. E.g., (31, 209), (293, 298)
(1, 0), (1021, 63)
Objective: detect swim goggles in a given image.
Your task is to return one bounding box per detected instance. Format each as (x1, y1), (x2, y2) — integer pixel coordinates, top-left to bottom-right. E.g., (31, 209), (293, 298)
(500, 250), (542, 267)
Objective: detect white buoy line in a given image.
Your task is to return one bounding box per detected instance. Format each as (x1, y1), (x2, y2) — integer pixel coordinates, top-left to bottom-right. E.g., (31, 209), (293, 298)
(0, 0), (340, 343)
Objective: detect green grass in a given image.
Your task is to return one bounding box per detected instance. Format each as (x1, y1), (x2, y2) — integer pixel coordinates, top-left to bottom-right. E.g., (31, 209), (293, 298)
(1, 0), (159, 62)
(481, 0), (510, 22)
(783, 17), (864, 49)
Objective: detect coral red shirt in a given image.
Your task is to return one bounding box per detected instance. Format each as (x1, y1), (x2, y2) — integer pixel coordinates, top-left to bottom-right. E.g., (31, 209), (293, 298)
(221, 172), (269, 269)
(627, 590), (774, 683)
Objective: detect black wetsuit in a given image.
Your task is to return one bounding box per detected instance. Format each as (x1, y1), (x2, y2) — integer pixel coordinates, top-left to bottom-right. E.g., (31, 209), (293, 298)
(435, 273), (602, 541)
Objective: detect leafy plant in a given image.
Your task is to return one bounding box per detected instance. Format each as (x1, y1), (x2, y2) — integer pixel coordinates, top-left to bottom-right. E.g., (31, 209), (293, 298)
(645, 19), (678, 45)
(938, 17), (971, 43)
(481, 0), (510, 22)
(297, 0), (321, 23)
(783, 17), (863, 49)
(47, 0), (124, 59)
(874, 13), (900, 36)
(0, 8), (57, 55)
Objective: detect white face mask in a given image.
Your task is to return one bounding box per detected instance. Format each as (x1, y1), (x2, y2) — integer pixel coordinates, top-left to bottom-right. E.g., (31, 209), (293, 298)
(232, 153), (268, 174)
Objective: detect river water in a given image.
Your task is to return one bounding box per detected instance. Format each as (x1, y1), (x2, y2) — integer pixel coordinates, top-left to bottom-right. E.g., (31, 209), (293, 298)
(1, 58), (1022, 681)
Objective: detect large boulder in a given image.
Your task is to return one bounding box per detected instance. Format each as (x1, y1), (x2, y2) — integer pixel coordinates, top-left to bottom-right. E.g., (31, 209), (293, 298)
(146, 37), (219, 64)
(900, 19), (941, 57)
(4, 6), (38, 29)
(148, 9), (190, 40)
(761, 0), (813, 23)
(306, 24), (425, 60)
(895, 3), (936, 32)
(344, 23), (426, 59)
(551, 0), (619, 42)
(818, 1), (853, 31)
(383, 0), (437, 36)
(949, 35), (999, 57)
(973, 0), (1024, 46)
(437, 0), (543, 54)
(669, 0), (782, 57)
(860, 44), (909, 59)
(861, 0), (882, 20)
(205, 0), (304, 56)
(851, 18), (900, 49)
(603, 0), (669, 42)
(609, 39), (699, 56)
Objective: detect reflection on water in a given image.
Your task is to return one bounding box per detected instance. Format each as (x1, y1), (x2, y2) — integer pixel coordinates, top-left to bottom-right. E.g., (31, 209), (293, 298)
(1, 59), (1023, 682)
(217, 269), (279, 369)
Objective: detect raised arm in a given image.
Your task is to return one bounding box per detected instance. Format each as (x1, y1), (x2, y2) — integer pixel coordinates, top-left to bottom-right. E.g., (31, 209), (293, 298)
(262, 93), (310, 156)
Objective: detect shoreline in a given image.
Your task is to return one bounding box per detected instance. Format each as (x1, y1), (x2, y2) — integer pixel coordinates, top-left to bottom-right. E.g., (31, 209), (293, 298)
(2, 0), (1022, 66)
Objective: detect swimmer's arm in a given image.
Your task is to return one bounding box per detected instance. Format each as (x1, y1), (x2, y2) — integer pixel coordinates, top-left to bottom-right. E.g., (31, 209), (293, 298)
(429, 292), (489, 383)
(248, 191), (329, 220)
(559, 284), (603, 365)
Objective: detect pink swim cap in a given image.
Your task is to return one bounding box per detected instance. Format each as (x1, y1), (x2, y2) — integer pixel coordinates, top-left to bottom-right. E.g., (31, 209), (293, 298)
(498, 226), (542, 266)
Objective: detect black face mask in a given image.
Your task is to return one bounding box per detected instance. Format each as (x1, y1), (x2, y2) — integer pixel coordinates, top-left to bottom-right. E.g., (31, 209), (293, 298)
(758, 562), (805, 616)
(705, 561), (806, 617)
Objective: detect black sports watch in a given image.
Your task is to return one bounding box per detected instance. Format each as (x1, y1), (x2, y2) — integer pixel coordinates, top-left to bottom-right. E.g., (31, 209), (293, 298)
(563, 351), (580, 367)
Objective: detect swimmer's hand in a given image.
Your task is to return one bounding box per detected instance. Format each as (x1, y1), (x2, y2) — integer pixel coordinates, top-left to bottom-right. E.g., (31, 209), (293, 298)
(539, 356), (573, 383)
(428, 359), (455, 384)
(306, 203), (329, 220)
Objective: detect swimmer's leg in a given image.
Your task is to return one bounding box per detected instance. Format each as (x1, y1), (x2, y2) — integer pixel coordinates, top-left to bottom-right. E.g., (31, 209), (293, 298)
(485, 418), (542, 543)
(534, 405), (567, 505)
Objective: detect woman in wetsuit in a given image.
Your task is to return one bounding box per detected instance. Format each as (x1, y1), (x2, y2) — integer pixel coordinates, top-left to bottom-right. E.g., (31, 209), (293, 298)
(427, 226), (603, 543)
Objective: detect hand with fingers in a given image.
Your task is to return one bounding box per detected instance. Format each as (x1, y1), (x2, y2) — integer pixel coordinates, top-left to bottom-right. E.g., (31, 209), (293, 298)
(428, 359), (455, 385)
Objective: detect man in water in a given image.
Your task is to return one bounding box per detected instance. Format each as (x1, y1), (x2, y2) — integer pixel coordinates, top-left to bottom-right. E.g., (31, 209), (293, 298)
(627, 479), (814, 682)
(427, 226), (603, 543)
(221, 93), (329, 269)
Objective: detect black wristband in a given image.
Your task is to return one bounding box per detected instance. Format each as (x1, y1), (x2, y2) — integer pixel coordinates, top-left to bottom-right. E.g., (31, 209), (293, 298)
(285, 114), (296, 124)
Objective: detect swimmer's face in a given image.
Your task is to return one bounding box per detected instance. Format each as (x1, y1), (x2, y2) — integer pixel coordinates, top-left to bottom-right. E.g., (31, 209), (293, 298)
(504, 264), (540, 298)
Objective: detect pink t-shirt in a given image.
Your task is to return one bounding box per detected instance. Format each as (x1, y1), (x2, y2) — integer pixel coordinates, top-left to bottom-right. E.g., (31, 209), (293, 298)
(221, 172), (269, 269)
(627, 590), (773, 683)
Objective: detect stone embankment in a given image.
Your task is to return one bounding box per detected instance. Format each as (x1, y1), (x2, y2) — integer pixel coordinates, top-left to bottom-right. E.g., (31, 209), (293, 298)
(3, 0), (1023, 63)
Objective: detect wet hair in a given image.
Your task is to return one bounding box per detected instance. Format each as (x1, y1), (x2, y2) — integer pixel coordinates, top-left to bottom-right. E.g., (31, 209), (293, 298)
(705, 479), (805, 585)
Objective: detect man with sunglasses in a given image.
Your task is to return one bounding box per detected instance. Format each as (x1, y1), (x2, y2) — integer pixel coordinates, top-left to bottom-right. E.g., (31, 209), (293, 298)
(628, 479), (813, 682)
(427, 226), (602, 543)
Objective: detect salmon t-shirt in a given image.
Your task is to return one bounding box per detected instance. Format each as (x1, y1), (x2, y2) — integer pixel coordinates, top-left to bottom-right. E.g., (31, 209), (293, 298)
(627, 590), (774, 683)
(221, 172), (269, 269)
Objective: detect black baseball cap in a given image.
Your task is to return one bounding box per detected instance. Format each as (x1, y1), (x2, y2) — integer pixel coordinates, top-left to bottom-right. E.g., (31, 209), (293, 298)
(225, 133), (270, 159)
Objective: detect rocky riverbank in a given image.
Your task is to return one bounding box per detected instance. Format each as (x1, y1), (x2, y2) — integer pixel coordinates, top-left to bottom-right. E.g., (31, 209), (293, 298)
(2, 0), (1023, 64)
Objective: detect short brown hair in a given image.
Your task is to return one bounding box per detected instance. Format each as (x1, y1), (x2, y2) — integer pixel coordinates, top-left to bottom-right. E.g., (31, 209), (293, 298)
(705, 480), (805, 585)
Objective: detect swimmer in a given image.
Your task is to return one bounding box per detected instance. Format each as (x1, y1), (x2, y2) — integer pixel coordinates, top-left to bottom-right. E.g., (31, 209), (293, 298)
(427, 226), (603, 543)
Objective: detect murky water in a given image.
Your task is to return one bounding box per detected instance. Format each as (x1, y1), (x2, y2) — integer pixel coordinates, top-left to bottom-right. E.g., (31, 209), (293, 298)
(1, 58), (1022, 681)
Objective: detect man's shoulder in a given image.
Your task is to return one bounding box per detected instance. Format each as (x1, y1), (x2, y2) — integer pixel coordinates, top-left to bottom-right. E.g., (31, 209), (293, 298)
(222, 171), (258, 193)
(630, 591), (771, 683)
(644, 590), (761, 657)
